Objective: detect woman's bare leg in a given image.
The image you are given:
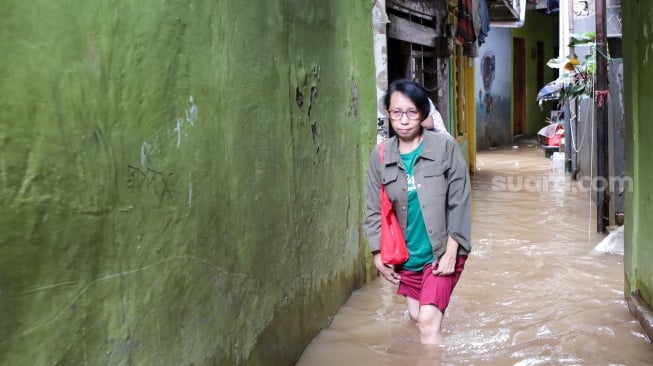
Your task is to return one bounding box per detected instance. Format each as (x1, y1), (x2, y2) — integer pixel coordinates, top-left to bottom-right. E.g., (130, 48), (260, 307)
(406, 297), (420, 322)
(406, 298), (444, 344)
(417, 304), (444, 344)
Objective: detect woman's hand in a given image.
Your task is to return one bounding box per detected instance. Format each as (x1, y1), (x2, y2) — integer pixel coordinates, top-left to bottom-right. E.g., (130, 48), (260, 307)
(432, 253), (456, 276)
(373, 252), (401, 284)
(432, 235), (459, 276)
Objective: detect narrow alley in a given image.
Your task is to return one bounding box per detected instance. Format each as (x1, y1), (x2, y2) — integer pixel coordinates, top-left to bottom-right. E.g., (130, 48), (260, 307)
(297, 143), (653, 365)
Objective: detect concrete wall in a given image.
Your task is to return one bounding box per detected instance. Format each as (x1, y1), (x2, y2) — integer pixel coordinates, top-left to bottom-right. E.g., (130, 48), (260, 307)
(608, 59), (625, 223)
(572, 9), (597, 192)
(473, 10), (557, 150)
(511, 9), (558, 137)
(0, 1), (376, 365)
(623, 0), (653, 340)
(475, 28), (513, 150)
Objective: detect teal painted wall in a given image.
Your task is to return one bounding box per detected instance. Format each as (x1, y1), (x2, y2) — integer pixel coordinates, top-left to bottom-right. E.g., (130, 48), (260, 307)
(623, 1), (653, 309)
(512, 10), (558, 137)
(0, 1), (376, 365)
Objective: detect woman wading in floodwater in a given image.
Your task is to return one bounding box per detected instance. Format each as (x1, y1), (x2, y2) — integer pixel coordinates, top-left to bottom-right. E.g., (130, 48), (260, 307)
(364, 79), (472, 344)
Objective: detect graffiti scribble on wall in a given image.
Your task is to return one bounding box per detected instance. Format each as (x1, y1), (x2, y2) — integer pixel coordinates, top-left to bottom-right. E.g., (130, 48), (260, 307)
(127, 164), (174, 201)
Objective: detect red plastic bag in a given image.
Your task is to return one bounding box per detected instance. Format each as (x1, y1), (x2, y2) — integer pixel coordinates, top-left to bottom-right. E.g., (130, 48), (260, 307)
(378, 144), (409, 265)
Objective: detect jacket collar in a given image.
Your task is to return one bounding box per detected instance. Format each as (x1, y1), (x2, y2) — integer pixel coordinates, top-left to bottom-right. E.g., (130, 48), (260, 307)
(383, 132), (439, 165)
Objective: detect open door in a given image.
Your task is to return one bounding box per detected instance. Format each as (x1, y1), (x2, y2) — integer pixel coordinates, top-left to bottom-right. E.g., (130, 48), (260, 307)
(513, 37), (526, 136)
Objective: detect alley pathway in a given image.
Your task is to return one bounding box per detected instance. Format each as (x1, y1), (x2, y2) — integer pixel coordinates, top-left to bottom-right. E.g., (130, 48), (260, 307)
(297, 143), (653, 365)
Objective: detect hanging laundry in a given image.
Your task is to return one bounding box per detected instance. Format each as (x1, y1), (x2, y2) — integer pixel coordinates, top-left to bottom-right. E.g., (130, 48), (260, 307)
(456, 0), (477, 57)
(472, 0), (482, 44)
(477, 0), (491, 47)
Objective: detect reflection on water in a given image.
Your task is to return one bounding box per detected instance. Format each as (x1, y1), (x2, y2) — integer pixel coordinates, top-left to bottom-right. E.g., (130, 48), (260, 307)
(297, 146), (653, 365)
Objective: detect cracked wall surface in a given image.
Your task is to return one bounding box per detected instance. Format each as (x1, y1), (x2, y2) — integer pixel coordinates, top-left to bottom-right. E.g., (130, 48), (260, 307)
(0, 1), (376, 364)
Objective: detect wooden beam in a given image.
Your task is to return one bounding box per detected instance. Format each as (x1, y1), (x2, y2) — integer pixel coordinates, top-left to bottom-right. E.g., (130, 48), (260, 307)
(387, 0), (437, 17)
(387, 14), (437, 47)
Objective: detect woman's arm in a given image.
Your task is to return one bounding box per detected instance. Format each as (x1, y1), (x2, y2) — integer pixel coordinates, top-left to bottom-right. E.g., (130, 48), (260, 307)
(364, 144), (402, 283)
(363, 145), (382, 253)
(444, 140), (472, 253)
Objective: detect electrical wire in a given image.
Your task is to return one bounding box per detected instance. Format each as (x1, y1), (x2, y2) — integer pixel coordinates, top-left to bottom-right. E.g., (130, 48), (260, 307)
(569, 54), (596, 154)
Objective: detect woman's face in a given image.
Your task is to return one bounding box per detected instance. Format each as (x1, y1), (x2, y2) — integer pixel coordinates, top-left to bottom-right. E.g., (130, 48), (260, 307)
(388, 91), (423, 140)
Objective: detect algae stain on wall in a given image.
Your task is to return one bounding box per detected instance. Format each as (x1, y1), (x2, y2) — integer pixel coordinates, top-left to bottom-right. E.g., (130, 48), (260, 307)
(1, 0), (375, 365)
(623, 0), (653, 324)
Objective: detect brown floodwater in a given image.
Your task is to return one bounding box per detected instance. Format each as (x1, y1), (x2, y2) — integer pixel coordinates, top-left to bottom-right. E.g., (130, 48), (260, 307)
(297, 144), (653, 365)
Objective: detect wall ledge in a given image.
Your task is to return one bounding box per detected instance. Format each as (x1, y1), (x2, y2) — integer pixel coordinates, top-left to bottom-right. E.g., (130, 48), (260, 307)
(625, 284), (653, 343)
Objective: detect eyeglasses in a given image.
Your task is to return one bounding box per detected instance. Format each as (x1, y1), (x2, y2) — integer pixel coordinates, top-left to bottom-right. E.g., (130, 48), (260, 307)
(388, 109), (420, 120)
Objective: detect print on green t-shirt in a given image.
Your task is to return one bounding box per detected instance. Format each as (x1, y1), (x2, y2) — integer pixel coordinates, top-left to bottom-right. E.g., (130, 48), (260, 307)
(400, 142), (435, 271)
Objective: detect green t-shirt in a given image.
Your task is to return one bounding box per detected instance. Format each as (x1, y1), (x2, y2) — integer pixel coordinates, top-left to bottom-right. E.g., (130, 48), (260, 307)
(400, 142), (435, 271)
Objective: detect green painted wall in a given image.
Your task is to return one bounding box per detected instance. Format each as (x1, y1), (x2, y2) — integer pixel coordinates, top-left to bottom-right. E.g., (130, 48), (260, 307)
(512, 10), (558, 137)
(0, 1), (376, 365)
(623, 0), (653, 309)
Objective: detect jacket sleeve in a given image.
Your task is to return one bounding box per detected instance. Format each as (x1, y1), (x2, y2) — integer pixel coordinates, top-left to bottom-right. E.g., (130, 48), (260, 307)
(363, 145), (382, 253)
(446, 140), (472, 253)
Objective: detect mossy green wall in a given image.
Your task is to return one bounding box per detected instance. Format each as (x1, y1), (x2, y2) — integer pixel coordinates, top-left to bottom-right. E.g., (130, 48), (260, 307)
(512, 10), (558, 137)
(623, 0), (653, 309)
(0, 1), (376, 365)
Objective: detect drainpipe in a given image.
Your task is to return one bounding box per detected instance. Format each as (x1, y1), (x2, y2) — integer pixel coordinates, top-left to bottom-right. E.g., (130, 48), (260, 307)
(559, 0), (575, 175)
(372, 0), (390, 143)
(559, 0), (571, 61)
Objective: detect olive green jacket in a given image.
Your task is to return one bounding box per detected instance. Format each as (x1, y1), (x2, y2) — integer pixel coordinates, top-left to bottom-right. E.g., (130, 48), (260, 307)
(364, 131), (472, 260)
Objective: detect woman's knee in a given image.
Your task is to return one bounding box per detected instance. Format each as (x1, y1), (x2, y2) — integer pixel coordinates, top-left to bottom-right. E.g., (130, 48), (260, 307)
(417, 306), (442, 329)
(408, 309), (419, 322)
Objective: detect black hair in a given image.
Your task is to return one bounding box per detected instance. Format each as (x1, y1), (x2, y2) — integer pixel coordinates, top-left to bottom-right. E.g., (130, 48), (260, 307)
(383, 79), (431, 120)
